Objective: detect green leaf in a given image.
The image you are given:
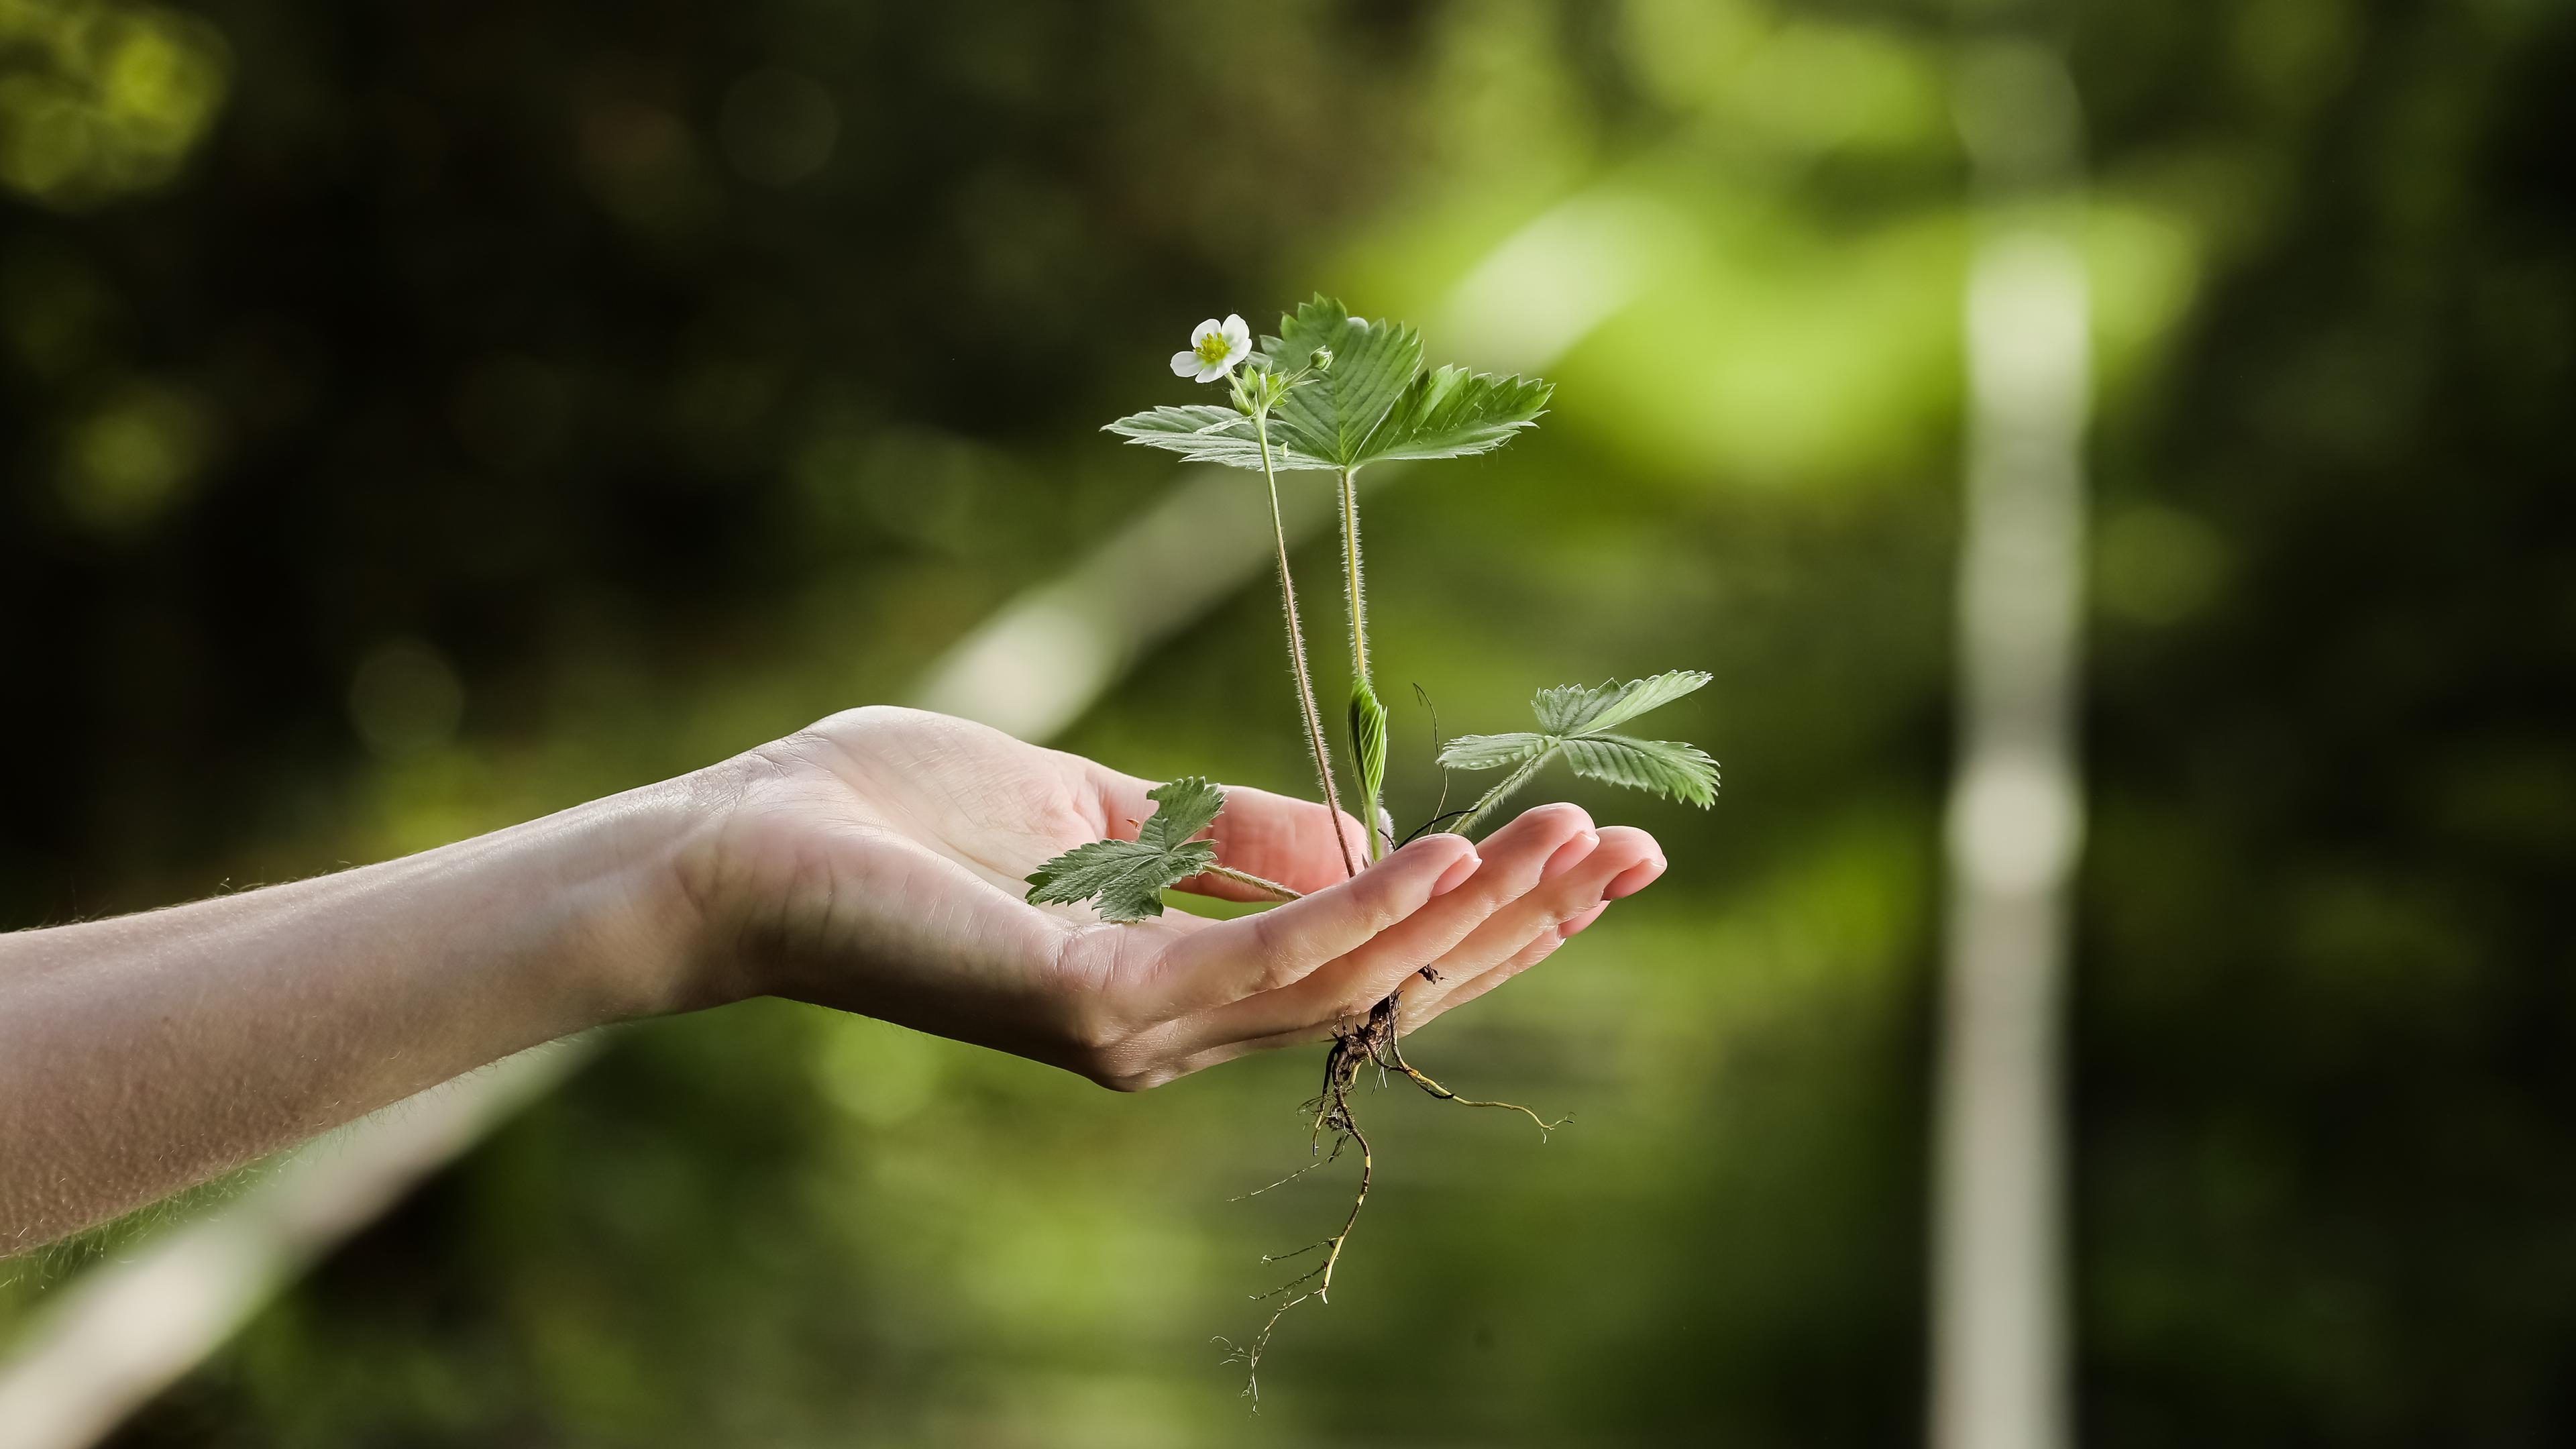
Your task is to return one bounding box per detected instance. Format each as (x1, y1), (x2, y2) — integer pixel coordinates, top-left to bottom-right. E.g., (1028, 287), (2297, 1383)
(1436, 731), (1551, 771)
(1442, 670), (1719, 832)
(1530, 682), (1619, 735)
(1264, 296), (1423, 470)
(1577, 669), (1712, 733)
(1350, 366), (1553, 466)
(1533, 670), (1712, 735)
(1560, 736), (1719, 808)
(1106, 300), (1548, 478)
(1135, 774), (1224, 850)
(1025, 777), (1226, 923)
(1102, 405), (1334, 472)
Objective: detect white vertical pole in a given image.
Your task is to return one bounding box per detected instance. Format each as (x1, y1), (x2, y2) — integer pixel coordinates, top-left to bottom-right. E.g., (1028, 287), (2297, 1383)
(1932, 36), (2089, 1449)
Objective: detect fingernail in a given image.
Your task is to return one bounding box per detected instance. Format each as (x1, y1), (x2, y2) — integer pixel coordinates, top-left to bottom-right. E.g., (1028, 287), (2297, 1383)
(1430, 847), (1481, 897)
(1558, 902), (1609, 938)
(1541, 831), (1600, 883)
(1604, 857), (1668, 900)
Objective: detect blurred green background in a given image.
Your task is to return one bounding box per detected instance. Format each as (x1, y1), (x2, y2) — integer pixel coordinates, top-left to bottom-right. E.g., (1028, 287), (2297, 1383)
(3, 0), (2572, 1443)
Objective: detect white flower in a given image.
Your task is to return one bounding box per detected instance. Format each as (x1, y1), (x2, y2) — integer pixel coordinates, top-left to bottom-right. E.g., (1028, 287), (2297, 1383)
(1170, 314), (1252, 382)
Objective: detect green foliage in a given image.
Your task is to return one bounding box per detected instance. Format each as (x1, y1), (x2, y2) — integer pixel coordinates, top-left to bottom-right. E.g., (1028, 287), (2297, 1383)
(1024, 777), (1225, 923)
(1532, 670), (1715, 735)
(1441, 671), (1721, 831)
(1353, 364), (1554, 466)
(1557, 735), (1721, 800)
(1266, 295), (1424, 468)
(1100, 405), (1334, 471)
(1098, 294), (1560, 871)
(1103, 295), (1552, 475)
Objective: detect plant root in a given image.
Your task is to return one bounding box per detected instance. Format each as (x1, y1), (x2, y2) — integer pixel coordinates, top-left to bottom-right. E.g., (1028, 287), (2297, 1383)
(1221, 987), (1562, 1407)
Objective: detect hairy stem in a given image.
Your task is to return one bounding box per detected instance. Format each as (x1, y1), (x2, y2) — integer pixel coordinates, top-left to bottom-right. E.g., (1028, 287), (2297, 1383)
(1340, 469), (1370, 683)
(1255, 413), (1358, 880)
(1339, 468), (1386, 863)
(1204, 865), (1301, 900)
(1450, 748), (1557, 837)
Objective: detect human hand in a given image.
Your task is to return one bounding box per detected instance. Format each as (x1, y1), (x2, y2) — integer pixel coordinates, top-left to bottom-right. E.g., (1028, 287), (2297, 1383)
(659, 707), (1666, 1089)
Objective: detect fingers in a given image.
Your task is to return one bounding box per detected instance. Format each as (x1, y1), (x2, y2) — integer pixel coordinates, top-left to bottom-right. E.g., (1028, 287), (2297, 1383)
(1089, 769), (1369, 900)
(1146, 926), (1568, 1080)
(1555, 902), (1611, 938)
(1175, 804), (1602, 1050)
(1127, 832), (1479, 1020)
(1196, 782), (1373, 898)
(1136, 822), (1669, 1086)
(1395, 831), (1666, 1027)
(1159, 826), (1665, 1077)
(1393, 928), (1568, 1026)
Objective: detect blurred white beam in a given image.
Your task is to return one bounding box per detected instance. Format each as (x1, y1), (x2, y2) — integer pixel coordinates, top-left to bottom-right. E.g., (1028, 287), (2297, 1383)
(1438, 192), (1670, 374)
(0, 189), (1648, 1449)
(0, 1044), (585, 1449)
(914, 460), (1346, 743)
(1931, 37), (2090, 1449)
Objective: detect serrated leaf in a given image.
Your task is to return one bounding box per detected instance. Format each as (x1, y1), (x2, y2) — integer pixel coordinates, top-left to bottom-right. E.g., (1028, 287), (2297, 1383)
(1350, 366), (1553, 466)
(1263, 297), (1423, 470)
(1022, 838), (1214, 922)
(1436, 731), (1552, 771)
(1531, 682), (1621, 735)
(1102, 406), (1334, 472)
(1026, 777), (1226, 923)
(1577, 669), (1712, 733)
(1444, 670), (1720, 832)
(1135, 775), (1224, 851)
(1560, 736), (1719, 808)
(1534, 670), (1712, 735)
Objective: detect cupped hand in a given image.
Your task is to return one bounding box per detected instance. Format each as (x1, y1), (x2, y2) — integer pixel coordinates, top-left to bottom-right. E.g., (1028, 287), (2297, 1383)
(664, 707), (1665, 1089)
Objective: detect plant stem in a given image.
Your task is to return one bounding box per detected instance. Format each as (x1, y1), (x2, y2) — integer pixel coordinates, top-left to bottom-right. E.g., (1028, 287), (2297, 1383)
(1339, 467), (1386, 863)
(1340, 469), (1369, 682)
(1254, 411), (1358, 880)
(1450, 748), (1556, 837)
(1205, 865), (1302, 900)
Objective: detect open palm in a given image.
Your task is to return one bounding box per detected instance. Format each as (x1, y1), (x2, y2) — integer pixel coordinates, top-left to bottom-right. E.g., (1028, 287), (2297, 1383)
(672, 707), (1664, 1089)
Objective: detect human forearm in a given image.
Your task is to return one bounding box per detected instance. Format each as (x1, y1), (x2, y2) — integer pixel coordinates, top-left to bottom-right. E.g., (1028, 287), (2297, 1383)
(0, 776), (702, 1252)
(0, 707), (1660, 1254)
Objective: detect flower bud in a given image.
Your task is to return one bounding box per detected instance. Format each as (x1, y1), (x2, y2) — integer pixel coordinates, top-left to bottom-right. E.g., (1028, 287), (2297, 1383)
(1310, 346), (1334, 373)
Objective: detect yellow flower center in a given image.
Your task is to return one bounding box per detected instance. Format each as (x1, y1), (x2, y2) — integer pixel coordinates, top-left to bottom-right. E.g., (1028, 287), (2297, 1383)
(1193, 331), (1233, 366)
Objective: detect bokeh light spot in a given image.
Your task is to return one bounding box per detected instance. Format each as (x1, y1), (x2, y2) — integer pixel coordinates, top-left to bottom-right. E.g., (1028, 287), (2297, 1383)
(56, 380), (213, 531)
(0, 0), (229, 210)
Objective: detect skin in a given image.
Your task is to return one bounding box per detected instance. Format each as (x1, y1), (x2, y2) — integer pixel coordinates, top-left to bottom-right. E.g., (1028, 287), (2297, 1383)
(0, 706), (1664, 1254)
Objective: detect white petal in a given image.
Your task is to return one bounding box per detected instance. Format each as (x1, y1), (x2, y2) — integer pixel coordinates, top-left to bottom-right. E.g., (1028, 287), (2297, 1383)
(1221, 314), (1250, 347)
(1193, 318), (1224, 344)
(1195, 359), (1234, 382)
(1171, 351), (1201, 377)
(1220, 335), (1251, 367)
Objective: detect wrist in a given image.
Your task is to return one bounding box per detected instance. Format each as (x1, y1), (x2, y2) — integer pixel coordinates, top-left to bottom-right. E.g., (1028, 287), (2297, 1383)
(521, 770), (735, 1026)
